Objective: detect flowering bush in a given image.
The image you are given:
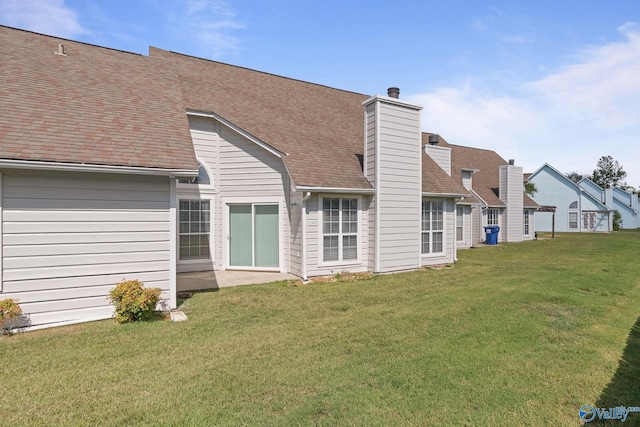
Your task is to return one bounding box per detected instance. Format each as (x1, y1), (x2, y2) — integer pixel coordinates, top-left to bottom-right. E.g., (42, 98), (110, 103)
(0, 298), (22, 334)
(108, 280), (162, 323)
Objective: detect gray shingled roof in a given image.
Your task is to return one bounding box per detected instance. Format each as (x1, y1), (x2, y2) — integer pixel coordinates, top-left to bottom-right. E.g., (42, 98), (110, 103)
(0, 26), (198, 171)
(149, 47), (373, 189)
(424, 133), (538, 208)
(422, 153), (470, 196)
(2, 26), (484, 196)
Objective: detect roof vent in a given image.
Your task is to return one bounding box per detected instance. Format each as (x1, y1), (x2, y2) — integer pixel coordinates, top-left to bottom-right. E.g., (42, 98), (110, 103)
(55, 44), (67, 56)
(508, 159), (515, 165)
(387, 87), (400, 99)
(428, 134), (439, 145)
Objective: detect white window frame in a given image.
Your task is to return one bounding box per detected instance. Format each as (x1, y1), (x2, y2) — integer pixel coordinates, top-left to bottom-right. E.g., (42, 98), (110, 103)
(178, 199), (212, 261)
(422, 199), (445, 255)
(568, 201), (579, 230)
(523, 209), (531, 236)
(456, 206), (464, 242)
(568, 211), (579, 230)
(487, 208), (500, 226)
(319, 196), (361, 265)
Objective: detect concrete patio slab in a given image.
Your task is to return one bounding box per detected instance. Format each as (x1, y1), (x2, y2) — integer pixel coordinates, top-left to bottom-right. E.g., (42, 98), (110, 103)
(177, 270), (298, 292)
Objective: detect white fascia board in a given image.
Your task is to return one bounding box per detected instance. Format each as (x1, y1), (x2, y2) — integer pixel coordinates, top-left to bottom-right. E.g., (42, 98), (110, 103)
(187, 109), (285, 159)
(422, 192), (471, 198)
(361, 95), (423, 111)
(470, 189), (488, 207)
(294, 186), (375, 194)
(0, 159), (197, 177)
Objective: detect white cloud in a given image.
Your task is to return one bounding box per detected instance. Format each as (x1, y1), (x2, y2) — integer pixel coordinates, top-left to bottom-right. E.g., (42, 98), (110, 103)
(408, 22), (640, 185)
(0, 0), (85, 38)
(169, 0), (244, 59)
(528, 22), (640, 129)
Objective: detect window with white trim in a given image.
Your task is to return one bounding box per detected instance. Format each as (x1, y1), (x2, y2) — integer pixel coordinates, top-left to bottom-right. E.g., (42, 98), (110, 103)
(456, 206), (464, 241)
(179, 200), (211, 260)
(568, 201), (578, 229)
(487, 208), (499, 226)
(568, 212), (578, 229)
(422, 200), (444, 254)
(322, 198), (358, 262)
(523, 210), (531, 236)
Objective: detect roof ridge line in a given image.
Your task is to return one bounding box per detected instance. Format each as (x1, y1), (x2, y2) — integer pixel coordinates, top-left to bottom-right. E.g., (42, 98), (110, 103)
(149, 46), (370, 98)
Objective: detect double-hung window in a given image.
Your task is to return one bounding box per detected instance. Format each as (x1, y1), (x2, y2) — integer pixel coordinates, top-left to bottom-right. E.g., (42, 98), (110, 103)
(568, 201), (578, 229)
(179, 200), (211, 260)
(456, 206), (464, 241)
(422, 200), (444, 254)
(487, 208), (499, 226)
(322, 198), (358, 262)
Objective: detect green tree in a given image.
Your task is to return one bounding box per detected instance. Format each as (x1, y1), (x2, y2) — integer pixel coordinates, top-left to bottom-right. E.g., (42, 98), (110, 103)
(524, 182), (537, 196)
(590, 155), (627, 188)
(566, 171), (584, 183)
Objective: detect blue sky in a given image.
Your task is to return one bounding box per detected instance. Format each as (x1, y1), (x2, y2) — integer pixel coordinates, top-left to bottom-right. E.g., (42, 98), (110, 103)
(1, 0), (639, 186)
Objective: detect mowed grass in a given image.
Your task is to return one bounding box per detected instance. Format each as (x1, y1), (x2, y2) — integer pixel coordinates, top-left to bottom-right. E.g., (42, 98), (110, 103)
(2, 231), (640, 426)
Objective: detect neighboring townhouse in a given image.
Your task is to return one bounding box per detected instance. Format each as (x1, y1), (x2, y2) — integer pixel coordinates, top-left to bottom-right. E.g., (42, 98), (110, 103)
(579, 178), (639, 229)
(423, 134), (538, 246)
(0, 26), (469, 330)
(527, 164), (612, 232)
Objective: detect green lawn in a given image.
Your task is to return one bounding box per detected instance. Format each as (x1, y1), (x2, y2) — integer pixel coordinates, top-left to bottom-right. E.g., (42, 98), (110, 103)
(2, 231), (640, 426)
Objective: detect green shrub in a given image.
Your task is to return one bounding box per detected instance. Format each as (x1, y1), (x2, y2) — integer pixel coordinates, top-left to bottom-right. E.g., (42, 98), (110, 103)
(108, 280), (162, 323)
(0, 298), (22, 334)
(613, 210), (622, 231)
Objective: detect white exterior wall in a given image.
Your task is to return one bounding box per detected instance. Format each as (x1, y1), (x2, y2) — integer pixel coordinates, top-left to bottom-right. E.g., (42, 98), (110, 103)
(181, 115), (290, 273)
(364, 97), (423, 273)
(499, 165), (524, 242)
(471, 205), (483, 245)
(456, 205), (473, 249)
(424, 145), (451, 176)
(0, 169), (174, 329)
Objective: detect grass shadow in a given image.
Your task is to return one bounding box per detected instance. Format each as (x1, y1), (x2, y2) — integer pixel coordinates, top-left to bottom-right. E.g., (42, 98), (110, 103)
(586, 316), (640, 425)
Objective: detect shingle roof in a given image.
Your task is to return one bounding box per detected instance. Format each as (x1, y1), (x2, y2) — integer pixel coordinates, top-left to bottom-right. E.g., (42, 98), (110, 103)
(423, 133), (538, 208)
(0, 26), (198, 171)
(422, 153), (470, 196)
(149, 47), (372, 189)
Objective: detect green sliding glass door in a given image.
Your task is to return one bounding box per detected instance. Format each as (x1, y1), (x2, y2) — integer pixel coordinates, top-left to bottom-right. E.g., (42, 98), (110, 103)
(229, 204), (279, 268)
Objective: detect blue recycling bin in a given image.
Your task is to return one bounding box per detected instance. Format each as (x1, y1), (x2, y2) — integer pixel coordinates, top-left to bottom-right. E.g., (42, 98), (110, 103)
(484, 226), (500, 245)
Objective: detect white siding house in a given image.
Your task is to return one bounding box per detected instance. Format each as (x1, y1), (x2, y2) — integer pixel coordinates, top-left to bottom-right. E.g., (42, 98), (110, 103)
(1, 25), (484, 330)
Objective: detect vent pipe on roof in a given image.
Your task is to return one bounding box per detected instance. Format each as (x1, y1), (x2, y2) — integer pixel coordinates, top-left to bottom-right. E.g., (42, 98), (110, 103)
(508, 159), (515, 165)
(55, 44), (67, 56)
(387, 87), (400, 99)
(428, 134), (439, 145)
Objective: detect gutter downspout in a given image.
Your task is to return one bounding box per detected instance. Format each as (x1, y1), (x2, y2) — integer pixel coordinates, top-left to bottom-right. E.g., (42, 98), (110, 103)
(301, 192), (311, 282)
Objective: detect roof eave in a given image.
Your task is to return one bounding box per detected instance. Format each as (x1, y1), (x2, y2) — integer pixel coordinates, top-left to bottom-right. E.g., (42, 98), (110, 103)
(295, 185), (375, 194)
(0, 159), (198, 178)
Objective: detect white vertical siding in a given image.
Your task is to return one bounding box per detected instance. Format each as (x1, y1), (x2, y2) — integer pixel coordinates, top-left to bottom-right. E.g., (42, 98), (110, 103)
(499, 165), (524, 242)
(1, 170), (172, 329)
(456, 205), (473, 249)
(183, 115), (290, 274)
(424, 145), (451, 176)
(365, 98), (423, 273)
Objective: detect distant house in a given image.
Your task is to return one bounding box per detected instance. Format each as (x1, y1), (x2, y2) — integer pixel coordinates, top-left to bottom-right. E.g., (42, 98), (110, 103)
(1, 25), (474, 330)
(528, 164), (612, 232)
(579, 178), (639, 229)
(423, 135), (539, 247)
